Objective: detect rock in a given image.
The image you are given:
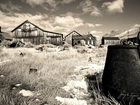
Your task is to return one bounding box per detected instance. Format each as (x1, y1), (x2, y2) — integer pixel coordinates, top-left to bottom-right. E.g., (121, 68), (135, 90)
(0, 75), (5, 78)
(15, 83), (22, 87)
(55, 96), (87, 105)
(19, 89), (34, 97)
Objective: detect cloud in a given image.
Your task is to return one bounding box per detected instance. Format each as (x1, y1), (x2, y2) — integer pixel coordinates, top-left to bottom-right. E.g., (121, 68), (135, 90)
(79, 0), (101, 16)
(0, 1), (21, 12)
(102, 0), (125, 13)
(22, 0), (57, 11)
(85, 23), (95, 28)
(0, 11), (48, 33)
(54, 16), (83, 28)
(95, 24), (103, 27)
(90, 30), (103, 34)
(61, 0), (75, 4)
(0, 10), (102, 35)
(22, 0), (75, 11)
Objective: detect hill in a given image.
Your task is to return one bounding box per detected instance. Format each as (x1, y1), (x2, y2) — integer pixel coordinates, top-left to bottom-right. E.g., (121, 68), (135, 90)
(103, 24), (140, 40)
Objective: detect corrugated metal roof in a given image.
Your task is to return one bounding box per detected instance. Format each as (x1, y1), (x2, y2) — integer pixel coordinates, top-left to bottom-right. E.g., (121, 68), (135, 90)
(0, 32), (12, 40)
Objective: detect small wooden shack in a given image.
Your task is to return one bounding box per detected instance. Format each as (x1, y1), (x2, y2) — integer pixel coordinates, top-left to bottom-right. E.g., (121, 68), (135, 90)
(101, 37), (120, 45)
(11, 20), (63, 45)
(64, 30), (83, 46)
(83, 34), (97, 46)
(0, 27), (12, 43)
(65, 30), (97, 46)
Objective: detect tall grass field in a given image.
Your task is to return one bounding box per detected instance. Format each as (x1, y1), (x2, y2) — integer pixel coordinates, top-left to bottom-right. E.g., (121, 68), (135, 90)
(0, 45), (120, 105)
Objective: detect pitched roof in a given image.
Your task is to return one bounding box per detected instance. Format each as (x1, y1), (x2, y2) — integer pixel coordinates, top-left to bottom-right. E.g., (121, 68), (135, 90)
(0, 32), (12, 40)
(65, 30), (83, 38)
(11, 20), (63, 35)
(83, 34), (97, 40)
(102, 37), (120, 40)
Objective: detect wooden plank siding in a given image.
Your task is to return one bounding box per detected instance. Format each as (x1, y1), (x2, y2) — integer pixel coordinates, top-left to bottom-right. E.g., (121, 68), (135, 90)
(102, 37), (120, 45)
(11, 20), (63, 45)
(65, 30), (97, 46)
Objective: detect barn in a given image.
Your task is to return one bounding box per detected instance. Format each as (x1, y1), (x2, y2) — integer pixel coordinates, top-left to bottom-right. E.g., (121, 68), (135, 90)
(0, 27), (12, 43)
(11, 20), (63, 45)
(101, 37), (120, 45)
(65, 30), (97, 46)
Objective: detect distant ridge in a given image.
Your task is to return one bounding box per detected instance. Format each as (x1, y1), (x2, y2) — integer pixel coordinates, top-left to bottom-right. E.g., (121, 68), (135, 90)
(103, 25), (140, 40)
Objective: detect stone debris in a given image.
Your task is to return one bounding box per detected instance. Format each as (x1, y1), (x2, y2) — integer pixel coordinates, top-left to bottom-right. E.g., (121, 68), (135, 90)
(59, 62), (104, 105)
(62, 77), (88, 93)
(0, 75), (5, 78)
(15, 83), (22, 87)
(0, 59), (11, 65)
(10, 83), (22, 90)
(19, 89), (34, 97)
(55, 96), (87, 105)
(74, 64), (104, 73)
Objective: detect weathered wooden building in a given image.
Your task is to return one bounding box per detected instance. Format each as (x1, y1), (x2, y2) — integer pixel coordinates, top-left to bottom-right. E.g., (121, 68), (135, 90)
(83, 34), (97, 46)
(11, 20), (63, 45)
(101, 37), (120, 45)
(0, 27), (12, 43)
(65, 30), (97, 46)
(64, 30), (83, 46)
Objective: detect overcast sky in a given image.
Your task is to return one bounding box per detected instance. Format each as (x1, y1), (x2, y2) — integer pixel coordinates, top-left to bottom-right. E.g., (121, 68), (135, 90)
(0, 0), (139, 38)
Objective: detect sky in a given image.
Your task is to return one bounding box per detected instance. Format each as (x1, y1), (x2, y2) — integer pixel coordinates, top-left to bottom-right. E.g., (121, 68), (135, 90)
(0, 0), (140, 39)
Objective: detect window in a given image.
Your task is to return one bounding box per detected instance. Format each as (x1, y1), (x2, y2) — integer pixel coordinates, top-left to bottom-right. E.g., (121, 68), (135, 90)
(87, 41), (89, 44)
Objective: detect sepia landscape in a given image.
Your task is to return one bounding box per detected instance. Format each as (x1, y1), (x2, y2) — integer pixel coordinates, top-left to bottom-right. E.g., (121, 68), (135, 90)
(0, 0), (140, 105)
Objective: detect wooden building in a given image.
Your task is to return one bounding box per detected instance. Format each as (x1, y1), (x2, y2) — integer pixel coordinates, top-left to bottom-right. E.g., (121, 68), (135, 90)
(11, 20), (63, 45)
(64, 30), (83, 46)
(102, 37), (120, 45)
(72, 35), (85, 46)
(83, 34), (97, 46)
(0, 27), (12, 43)
(65, 30), (97, 46)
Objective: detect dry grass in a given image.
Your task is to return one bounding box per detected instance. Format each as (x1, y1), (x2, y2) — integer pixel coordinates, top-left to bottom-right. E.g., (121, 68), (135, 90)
(0, 46), (120, 105)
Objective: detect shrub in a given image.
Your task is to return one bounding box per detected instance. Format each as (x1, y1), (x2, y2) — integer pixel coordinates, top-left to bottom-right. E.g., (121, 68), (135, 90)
(9, 39), (25, 48)
(0, 40), (11, 47)
(35, 44), (44, 51)
(0, 46), (2, 52)
(62, 43), (72, 50)
(24, 42), (35, 48)
(75, 46), (88, 54)
(44, 44), (56, 48)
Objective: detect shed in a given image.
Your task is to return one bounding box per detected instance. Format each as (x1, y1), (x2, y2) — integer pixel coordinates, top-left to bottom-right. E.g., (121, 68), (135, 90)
(72, 35), (85, 46)
(83, 34), (97, 46)
(102, 37), (120, 45)
(65, 30), (84, 46)
(65, 31), (97, 46)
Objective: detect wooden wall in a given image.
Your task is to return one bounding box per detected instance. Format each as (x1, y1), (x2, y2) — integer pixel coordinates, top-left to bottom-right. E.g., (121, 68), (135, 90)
(13, 22), (63, 45)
